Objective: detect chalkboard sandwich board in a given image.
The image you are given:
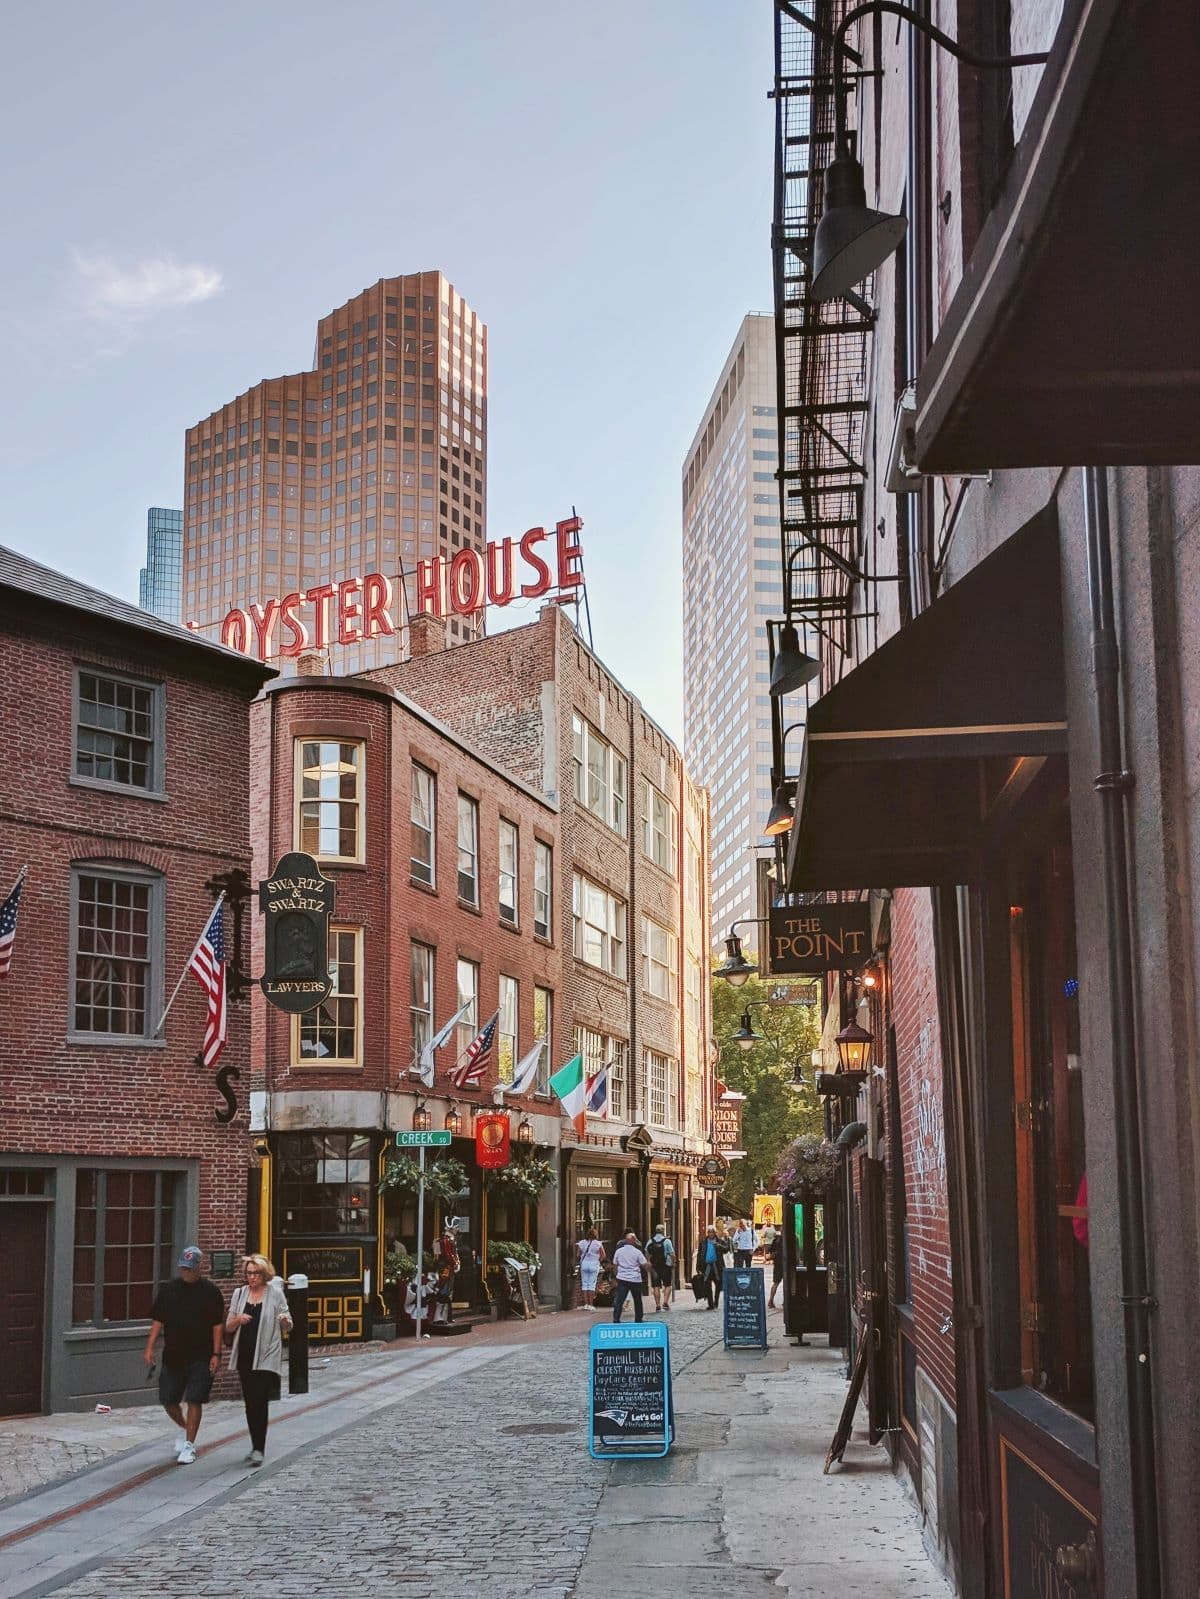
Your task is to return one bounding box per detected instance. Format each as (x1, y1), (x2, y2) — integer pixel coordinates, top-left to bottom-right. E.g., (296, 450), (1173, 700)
(722, 1266), (768, 1350)
(588, 1322), (673, 1459)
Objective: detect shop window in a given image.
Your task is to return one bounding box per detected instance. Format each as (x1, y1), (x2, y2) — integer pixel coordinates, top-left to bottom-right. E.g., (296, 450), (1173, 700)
(533, 840), (553, 940)
(410, 763), (435, 886)
(72, 1168), (176, 1324)
(295, 926), (361, 1064)
(276, 1132), (372, 1235)
(498, 819), (518, 925)
(1009, 826), (1093, 1418)
(74, 668), (163, 793)
(296, 740), (364, 862)
(70, 866), (162, 1040)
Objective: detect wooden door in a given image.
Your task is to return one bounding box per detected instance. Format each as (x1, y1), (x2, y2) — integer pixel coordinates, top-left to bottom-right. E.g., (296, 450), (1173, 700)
(0, 1204), (47, 1415)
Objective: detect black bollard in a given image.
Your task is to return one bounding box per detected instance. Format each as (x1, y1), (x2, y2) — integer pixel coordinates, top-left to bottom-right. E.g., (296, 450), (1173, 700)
(285, 1273), (310, 1395)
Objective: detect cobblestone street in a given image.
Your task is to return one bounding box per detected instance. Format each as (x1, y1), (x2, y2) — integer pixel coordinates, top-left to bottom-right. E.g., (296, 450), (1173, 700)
(0, 1307), (951, 1599)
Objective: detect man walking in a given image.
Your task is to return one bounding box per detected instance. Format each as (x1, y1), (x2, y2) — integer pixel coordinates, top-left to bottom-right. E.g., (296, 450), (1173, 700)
(646, 1225), (676, 1312)
(732, 1218), (756, 1268)
(143, 1245), (226, 1464)
(610, 1231), (649, 1324)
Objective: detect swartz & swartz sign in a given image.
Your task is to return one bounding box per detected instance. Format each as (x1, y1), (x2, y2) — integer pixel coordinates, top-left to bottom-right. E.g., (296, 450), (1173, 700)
(216, 516), (584, 663)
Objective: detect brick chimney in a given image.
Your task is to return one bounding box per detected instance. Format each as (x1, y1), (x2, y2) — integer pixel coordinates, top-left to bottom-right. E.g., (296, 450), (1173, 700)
(409, 612), (447, 658)
(297, 650), (326, 677)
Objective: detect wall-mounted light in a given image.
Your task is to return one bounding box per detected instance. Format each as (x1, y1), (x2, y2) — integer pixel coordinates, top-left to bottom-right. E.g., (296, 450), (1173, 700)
(763, 783), (795, 837)
(412, 1100), (432, 1133)
(731, 1008), (762, 1051)
(834, 1019), (875, 1074)
(445, 1104), (463, 1136)
(770, 621), (822, 698)
(516, 1116), (535, 1145)
(715, 928), (758, 987)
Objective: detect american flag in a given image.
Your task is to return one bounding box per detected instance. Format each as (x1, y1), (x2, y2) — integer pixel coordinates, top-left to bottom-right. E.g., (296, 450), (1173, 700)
(0, 873), (25, 978)
(188, 900), (227, 1067)
(448, 1010), (499, 1090)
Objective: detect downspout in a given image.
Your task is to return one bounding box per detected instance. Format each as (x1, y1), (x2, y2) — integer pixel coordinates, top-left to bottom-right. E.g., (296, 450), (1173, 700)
(1080, 465), (1161, 1596)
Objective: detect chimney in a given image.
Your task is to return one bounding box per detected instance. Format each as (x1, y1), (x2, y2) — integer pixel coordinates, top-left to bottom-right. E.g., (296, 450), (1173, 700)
(297, 650), (326, 677)
(409, 612), (447, 659)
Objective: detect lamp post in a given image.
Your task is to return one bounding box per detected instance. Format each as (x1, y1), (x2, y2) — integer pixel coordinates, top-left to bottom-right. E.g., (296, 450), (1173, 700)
(716, 918), (768, 985)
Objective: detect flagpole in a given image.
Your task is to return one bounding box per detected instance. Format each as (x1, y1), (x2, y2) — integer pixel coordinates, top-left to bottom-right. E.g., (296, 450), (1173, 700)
(155, 891), (226, 1037)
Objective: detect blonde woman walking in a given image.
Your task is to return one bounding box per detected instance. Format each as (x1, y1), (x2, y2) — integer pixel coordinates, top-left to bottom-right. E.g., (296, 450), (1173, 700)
(226, 1254), (292, 1466)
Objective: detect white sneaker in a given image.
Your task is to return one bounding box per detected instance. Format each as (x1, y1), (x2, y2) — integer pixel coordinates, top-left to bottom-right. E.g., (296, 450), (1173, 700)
(176, 1442), (196, 1465)
(172, 1433), (188, 1457)
(248, 1450), (264, 1467)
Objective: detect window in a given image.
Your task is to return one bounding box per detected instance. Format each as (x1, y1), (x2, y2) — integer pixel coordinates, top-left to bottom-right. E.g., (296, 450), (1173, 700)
(71, 867), (161, 1039)
(640, 781), (678, 874)
(640, 916), (678, 1001)
(457, 793), (479, 904)
(533, 986), (553, 1093)
(574, 1026), (629, 1121)
(455, 958), (478, 1059)
(533, 840), (553, 940)
(498, 974), (518, 1084)
(410, 764), (435, 886)
(645, 1050), (679, 1129)
(276, 1133), (371, 1235)
(296, 926), (361, 1064)
(572, 714), (627, 834)
(410, 942), (434, 1061)
(686, 956), (703, 1031)
(297, 741), (363, 861)
(572, 874), (626, 978)
(498, 819), (518, 925)
(72, 1168), (176, 1324)
(74, 669), (162, 793)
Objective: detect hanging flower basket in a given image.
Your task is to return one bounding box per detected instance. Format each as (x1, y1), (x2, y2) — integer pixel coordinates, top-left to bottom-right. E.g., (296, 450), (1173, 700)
(775, 1133), (841, 1196)
(378, 1154), (469, 1204)
(482, 1154), (556, 1203)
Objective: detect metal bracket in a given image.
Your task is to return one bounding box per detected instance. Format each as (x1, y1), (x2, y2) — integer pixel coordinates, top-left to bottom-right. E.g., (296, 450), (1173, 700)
(1093, 769), (1134, 794)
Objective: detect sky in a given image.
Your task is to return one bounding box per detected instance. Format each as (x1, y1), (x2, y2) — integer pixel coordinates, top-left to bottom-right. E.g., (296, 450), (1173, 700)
(0, 2), (774, 740)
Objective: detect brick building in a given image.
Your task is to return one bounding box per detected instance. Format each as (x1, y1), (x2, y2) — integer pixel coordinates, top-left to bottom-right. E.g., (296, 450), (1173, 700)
(0, 545), (271, 1414)
(247, 660), (561, 1337)
(366, 604), (715, 1284)
(767, 3), (1200, 1597)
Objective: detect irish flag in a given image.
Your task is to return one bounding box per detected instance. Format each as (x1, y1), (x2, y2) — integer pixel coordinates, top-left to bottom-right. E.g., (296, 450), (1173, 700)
(549, 1053), (587, 1136)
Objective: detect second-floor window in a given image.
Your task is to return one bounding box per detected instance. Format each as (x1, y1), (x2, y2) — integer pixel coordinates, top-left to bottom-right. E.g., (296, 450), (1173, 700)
(71, 866), (162, 1041)
(296, 926), (361, 1064)
(297, 741), (363, 862)
(573, 714), (627, 834)
(457, 794), (479, 905)
(645, 1049), (679, 1129)
(498, 819), (518, 925)
(410, 941), (434, 1060)
(455, 958), (479, 1060)
(75, 668), (162, 793)
(533, 840), (553, 939)
(498, 974), (518, 1084)
(641, 916), (678, 1002)
(533, 985), (553, 1094)
(411, 764), (436, 887)
(640, 780), (678, 874)
(574, 1026), (629, 1121)
(573, 874), (626, 978)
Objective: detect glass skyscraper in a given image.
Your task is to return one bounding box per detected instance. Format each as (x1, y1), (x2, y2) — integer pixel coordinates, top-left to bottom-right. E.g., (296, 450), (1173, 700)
(137, 506), (183, 622)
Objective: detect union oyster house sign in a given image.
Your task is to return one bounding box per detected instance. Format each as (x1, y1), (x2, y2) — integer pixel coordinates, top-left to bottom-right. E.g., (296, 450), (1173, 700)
(259, 853), (336, 1014)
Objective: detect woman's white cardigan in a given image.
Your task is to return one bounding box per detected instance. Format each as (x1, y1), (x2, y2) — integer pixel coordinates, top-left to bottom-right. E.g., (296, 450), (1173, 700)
(227, 1277), (290, 1375)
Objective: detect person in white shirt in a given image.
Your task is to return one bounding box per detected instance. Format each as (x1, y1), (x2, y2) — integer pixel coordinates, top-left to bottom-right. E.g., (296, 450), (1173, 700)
(610, 1232), (649, 1324)
(576, 1227), (606, 1309)
(732, 1219), (756, 1268)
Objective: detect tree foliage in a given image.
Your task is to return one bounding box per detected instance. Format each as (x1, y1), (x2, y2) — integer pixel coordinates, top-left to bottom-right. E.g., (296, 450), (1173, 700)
(712, 968), (825, 1215)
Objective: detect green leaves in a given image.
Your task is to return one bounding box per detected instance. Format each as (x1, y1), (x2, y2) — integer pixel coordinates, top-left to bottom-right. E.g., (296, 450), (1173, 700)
(378, 1154), (470, 1203)
(483, 1154), (557, 1203)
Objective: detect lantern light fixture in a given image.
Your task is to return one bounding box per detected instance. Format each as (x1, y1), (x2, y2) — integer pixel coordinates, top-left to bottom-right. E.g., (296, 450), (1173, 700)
(731, 1008), (763, 1051)
(516, 1116), (535, 1146)
(834, 1019), (875, 1074)
(445, 1103), (463, 1137)
(412, 1099), (432, 1133)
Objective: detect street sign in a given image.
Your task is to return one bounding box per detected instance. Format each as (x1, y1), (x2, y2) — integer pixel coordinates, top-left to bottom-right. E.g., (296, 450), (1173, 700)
(396, 1129), (452, 1148)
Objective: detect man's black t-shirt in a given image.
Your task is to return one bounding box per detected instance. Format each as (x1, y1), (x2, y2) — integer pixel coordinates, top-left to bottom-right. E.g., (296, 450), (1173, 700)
(150, 1277), (225, 1368)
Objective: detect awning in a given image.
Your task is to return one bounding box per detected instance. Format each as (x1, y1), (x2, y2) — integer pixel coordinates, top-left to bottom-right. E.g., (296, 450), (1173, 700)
(914, 0), (1200, 472)
(785, 514), (1066, 890)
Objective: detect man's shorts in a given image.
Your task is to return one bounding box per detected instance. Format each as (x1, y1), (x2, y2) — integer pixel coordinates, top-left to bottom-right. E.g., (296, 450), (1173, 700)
(159, 1360), (214, 1406)
(650, 1266), (673, 1288)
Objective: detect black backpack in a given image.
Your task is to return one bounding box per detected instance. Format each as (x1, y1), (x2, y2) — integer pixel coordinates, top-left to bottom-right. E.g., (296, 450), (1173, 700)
(647, 1236), (667, 1267)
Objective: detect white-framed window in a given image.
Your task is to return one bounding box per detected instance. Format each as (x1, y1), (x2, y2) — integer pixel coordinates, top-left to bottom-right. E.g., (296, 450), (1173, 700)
(411, 764), (436, 887)
(70, 865), (163, 1041)
(533, 839), (553, 940)
(533, 985), (553, 1094)
(640, 915), (678, 1002)
(498, 818), (518, 925)
(498, 973), (518, 1084)
(74, 668), (164, 794)
(574, 1025), (629, 1121)
(457, 793), (479, 905)
(410, 941), (434, 1060)
(295, 926), (361, 1064)
(639, 780), (678, 874)
(685, 955), (702, 1031)
(685, 837), (702, 916)
(296, 740), (364, 862)
(572, 714), (627, 834)
(645, 1049), (679, 1129)
(455, 958), (478, 1060)
(572, 873), (626, 978)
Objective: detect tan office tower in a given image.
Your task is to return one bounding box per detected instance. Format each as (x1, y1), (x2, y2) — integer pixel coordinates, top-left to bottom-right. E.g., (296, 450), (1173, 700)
(181, 270), (487, 674)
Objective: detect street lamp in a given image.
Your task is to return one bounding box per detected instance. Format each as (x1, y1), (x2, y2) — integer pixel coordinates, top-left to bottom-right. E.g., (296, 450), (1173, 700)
(412, 1100), (432, 1133)
(811, 1), (1049, 300)
(716, 921), (765, 986)
(730, 1007), (763, 1050)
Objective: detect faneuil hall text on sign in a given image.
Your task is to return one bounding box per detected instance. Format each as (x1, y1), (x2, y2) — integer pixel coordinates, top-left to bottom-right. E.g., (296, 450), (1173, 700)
(215, 516), (584, 663)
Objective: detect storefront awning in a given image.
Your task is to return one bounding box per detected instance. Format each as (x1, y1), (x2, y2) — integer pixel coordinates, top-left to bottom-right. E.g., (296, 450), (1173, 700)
(914, 0), (1200, 472)
(785, 516), (1066, 890)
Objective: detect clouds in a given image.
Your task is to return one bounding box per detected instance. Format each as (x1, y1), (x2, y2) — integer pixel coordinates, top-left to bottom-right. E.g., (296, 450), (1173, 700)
(70, 252), (223, 321)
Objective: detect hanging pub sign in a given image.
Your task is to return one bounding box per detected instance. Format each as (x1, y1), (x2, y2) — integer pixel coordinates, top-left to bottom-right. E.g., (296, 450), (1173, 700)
(258, 852), (335, 1014)
(714, 1090), (744, 1153)
(768, 902), (871, 974)
(475, 1112), (511, 1170)
(696, 1153), (730, 1192)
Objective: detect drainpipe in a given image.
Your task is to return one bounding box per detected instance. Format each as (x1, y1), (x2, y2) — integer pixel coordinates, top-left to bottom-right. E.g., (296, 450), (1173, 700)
(1080, 465), (1161, 1596)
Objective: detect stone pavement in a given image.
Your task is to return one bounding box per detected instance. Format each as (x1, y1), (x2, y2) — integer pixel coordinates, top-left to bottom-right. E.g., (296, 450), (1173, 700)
(0, 1304), (952, 1598)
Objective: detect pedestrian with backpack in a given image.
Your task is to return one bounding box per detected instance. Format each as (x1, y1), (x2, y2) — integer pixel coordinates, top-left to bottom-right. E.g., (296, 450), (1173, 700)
(646, 1225), (676, 1312)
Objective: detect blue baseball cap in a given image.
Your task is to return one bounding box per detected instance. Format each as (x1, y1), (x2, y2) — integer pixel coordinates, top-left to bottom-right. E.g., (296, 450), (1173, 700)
(177, 1245), (203, 1271)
